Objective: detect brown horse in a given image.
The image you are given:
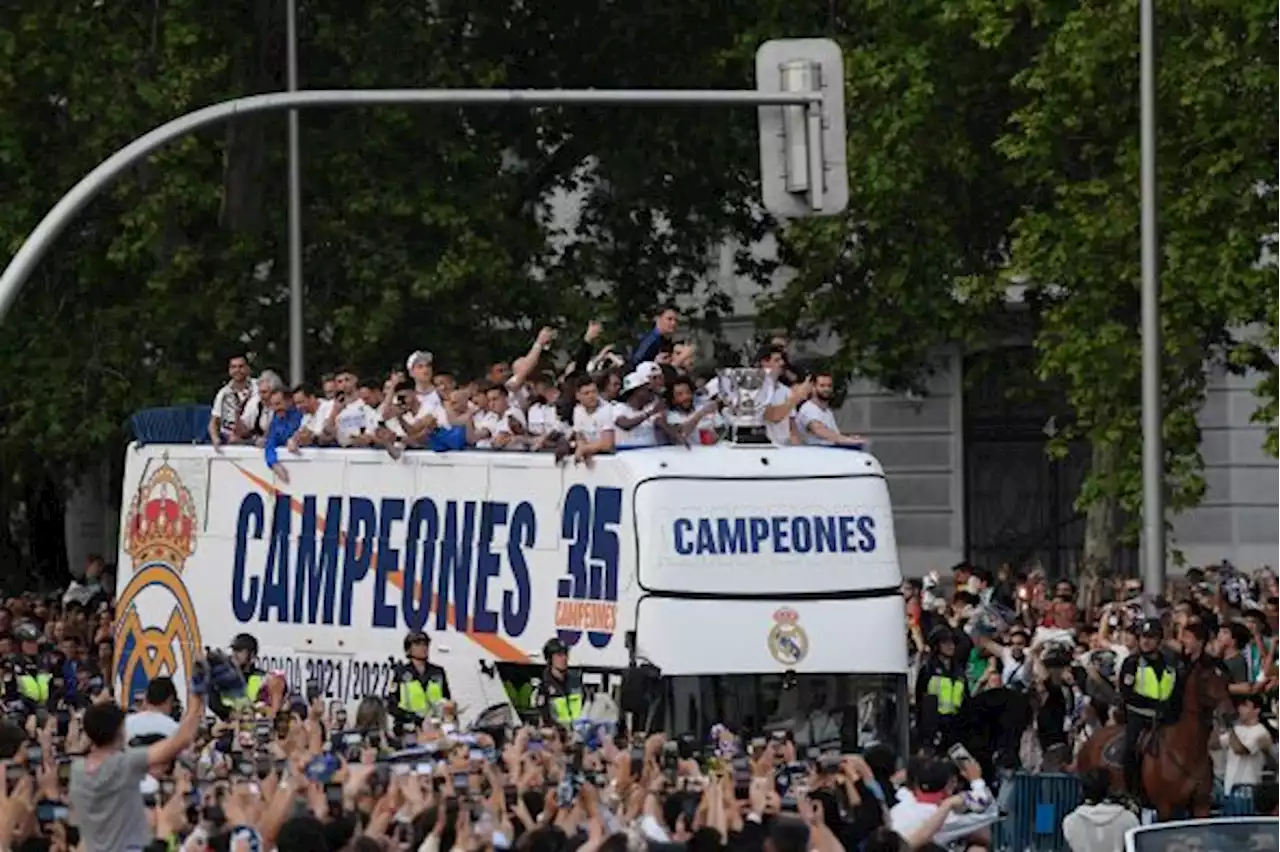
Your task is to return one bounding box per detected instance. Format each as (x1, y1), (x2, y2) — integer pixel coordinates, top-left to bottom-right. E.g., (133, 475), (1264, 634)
(1077, 657), (1234, 820)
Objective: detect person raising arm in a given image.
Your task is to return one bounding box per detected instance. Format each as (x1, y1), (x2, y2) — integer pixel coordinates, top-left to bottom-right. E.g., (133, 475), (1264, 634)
(69, 664), (208, 852)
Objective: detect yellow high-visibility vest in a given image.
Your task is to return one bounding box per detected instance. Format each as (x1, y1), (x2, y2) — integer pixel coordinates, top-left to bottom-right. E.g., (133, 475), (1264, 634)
(550, 690), (584, 724)
(220, 673), (264, 710)
(926, 674), (965, 716)
(398, 677), (445, 715)
(1135, 661), (1174, 702)
(17, 673), (51, 704)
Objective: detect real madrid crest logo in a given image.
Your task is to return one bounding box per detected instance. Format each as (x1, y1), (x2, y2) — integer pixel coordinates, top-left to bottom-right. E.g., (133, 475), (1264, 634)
(113, 460), (203, 710)
(767, 607), (809, 666)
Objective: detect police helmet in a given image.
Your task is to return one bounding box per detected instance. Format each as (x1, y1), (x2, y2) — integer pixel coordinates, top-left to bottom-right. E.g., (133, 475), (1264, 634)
(13, 622), (40, 643)
(230, 633), (259, 656)
(404, 631), (430, 653)
(1138, 618), (1162, 639)
(927, 625), (954, 646)
(543, 638), (569, 660)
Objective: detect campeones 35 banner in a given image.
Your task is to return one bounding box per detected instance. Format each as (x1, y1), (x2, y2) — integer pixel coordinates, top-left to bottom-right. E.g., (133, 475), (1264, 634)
(113, 448), (897, 710)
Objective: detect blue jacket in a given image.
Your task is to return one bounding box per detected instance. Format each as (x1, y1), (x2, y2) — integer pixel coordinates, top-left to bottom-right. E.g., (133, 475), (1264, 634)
(264, 408), (303, 468)
(629, 327), (665, 369)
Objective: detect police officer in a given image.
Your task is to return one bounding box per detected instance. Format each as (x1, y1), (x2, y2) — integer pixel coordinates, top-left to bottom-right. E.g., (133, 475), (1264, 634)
(914, 625), (967, 753)
(210, 633), (266, 720)
(389, 631), (450, 724)
(13, 622), (52, 708)
(1118, 618), (1176, 797)
(534, 638), (586, 728)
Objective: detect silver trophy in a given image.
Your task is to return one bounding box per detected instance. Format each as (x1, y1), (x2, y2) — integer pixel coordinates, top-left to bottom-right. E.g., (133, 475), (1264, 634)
(715, 367), (771, 444)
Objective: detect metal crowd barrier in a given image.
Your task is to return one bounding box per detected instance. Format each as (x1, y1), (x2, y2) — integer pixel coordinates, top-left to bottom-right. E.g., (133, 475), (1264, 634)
(990, 773), (1261, 852)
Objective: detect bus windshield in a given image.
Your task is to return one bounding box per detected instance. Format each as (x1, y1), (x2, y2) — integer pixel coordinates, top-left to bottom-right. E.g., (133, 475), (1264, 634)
(662, 673), (907, 754)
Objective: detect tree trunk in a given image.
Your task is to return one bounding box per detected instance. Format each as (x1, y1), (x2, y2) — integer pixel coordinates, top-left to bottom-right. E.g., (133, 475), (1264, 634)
(1078, 440), (1119, 608)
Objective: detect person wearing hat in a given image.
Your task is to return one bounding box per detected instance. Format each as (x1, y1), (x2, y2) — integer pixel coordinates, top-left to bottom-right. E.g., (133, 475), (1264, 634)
(1117, 618), (1176, 797)
(534, 638), (586, 728)
(13, 621), (52, 708)
(210, 633), (266, 720)
(388, 631), (450, 725)
(914, 625), (968, 753)
(613, 371), (675, 449)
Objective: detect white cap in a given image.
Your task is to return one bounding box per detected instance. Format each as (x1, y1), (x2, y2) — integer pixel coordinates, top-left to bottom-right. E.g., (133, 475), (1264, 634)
(634, 361), (662, 381)
(621, 372), (647, 395)
(406, 350), (433, 371)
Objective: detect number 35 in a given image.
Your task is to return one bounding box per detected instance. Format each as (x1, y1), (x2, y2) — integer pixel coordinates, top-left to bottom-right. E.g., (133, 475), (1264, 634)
(560, 485), (622, 603)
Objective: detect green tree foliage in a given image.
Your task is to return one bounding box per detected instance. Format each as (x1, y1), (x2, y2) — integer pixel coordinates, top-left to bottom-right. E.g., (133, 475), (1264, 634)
(746, 1), (1042, 391)
(0, 0), (1273, 581)
(0, 0), (808, 574)
(966, 0), (1278, 530)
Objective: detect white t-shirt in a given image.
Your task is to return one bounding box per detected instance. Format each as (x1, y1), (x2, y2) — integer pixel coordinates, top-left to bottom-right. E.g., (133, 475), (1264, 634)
(237, 394), (275, 438)
(572, 402), (615, 444)
(1220, 722), (1273, 792)
(299, 399), (332, 438)
(211, 382), (254, 437)
(999, 647), (1032, 689)
(475, 407), (527, 448)
(505, 379), (530, 412)
(762, 379), (794, 446)
(334, 400), (379, 446)
(416, 389), (449, 427)
(613, 402), (660, 448)
(125, 710), (179, 743)
(666, 407), (722, 440)
(527, 403), (562, 436)
(385, 403), (434, 440)
(796, 400), (840, 445)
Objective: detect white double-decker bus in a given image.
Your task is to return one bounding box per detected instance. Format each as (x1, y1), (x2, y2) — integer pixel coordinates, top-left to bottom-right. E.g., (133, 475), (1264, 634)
(114, 440), (907, 749)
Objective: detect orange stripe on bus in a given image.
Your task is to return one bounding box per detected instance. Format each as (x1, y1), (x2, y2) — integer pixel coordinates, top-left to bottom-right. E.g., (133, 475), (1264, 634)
(234, 464), (530, 663)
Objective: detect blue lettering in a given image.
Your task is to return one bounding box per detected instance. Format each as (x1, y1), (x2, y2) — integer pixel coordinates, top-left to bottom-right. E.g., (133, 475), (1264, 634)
(716, 518), (747, 554)
(770, 516), (791, 554)
(341, 498), (377, 626)
(814, 516), (837, 552)
(232, 494), (264, 622)
(236, 491), (545, 633)
(748, 517), (769, 552)
(436, 501), (476, 632)
(294, 496), (342, 625)
(401, 498), (438, 632)
(504, 502), (535, 636)
(664, 514), (876, 557)
(791, 516), (813, 554)
(673, 519), (693, 555)
(473, 502), (507, 634)
(260, 496), (292, 622)
(857, 515), (877, 552)
(838, 516), (859, 553)
(373, 498), (405, 629)
(694, 519), (715, 555)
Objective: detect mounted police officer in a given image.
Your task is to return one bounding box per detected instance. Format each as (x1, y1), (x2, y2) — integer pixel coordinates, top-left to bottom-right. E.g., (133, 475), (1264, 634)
(388, 631), (450, 725)
(534, 638), (585, 729)
(914, 625), (967, 753)
(1118, 618), (1176, 796)
(210, 633), (266, 720)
